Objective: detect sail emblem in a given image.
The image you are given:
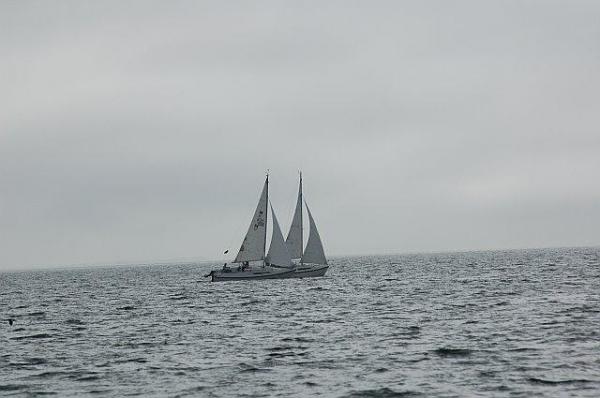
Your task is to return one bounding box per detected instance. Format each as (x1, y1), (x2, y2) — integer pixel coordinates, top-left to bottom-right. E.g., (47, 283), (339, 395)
(253, 210), (265, 230)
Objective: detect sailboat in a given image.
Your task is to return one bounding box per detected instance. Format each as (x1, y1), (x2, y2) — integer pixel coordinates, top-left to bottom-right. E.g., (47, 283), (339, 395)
(206, 174), (296, 282)
(285, 173), (329, 278)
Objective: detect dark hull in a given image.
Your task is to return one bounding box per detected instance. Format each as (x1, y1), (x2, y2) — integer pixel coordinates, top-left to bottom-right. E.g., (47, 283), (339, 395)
(210, 268), (295, 282)
(289, 265), (329, 278)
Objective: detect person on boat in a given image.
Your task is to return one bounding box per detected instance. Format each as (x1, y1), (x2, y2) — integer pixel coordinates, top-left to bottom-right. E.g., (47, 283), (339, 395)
(242, 261), (249, 271)
(222, 263), (230, 273)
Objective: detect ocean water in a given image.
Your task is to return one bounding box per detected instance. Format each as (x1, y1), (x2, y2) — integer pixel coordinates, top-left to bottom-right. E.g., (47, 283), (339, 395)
(1, 247), (599, 397)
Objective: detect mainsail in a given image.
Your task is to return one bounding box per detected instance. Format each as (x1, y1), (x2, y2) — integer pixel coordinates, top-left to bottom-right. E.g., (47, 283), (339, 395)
(266, 203), (293, 268)
(285, 174), (303, 259)
(233, 177), (268, 263)
(301, 201), (327, 265)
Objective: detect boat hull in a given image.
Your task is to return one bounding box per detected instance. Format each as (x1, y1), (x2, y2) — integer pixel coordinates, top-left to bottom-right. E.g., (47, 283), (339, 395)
(290, 265), (329, 278)
(210, 267), (295, 282)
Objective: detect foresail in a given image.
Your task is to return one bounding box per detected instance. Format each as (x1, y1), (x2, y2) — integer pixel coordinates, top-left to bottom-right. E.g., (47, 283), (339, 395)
(301, 201), (327, 265)
(285, 175), (303, 259)
(234, 178), (268, 263)
(266, 204), (293, 268)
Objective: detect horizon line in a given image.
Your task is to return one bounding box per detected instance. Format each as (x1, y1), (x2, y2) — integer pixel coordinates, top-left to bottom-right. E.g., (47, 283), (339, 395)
(1, 244), (599, 273)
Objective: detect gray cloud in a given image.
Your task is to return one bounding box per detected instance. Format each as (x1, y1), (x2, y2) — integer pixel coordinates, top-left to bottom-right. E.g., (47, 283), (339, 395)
(1, 1), (599, 269)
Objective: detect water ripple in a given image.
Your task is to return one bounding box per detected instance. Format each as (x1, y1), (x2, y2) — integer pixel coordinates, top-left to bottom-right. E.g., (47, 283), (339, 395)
(1, 248), (599, 397)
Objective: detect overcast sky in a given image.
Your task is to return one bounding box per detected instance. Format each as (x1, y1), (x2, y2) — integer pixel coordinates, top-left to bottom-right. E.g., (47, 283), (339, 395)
(1, 1), (599, 270)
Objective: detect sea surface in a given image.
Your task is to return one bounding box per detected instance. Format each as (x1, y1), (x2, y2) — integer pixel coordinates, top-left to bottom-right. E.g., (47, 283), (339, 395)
(1, 247), (599, 397)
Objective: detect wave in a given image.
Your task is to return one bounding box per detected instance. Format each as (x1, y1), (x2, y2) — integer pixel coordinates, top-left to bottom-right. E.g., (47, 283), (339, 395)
(0, 384), (25, 391)
(28, 311), (46, 317)
(508, 347), (538, 352)
(281, 337), (314, 343)
(240, 299), (267, 306)
(238, 363), (272, 373)
(433, 347), (473, 357)
(267, 345), (308, 351)
(342, 387), (422, 397)
(113, 357), (147, 364)
(18, 357), (48, 365)
(31, 370), (70, 379)
(11, 333), (52, 340)
(527, 377), (593, 385)
(267, 351), (306, 358)
(74, 375), (101, 382)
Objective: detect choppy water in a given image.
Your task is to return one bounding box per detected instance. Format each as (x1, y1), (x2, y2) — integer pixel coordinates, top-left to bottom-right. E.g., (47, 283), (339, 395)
(1, 247), (600, 397)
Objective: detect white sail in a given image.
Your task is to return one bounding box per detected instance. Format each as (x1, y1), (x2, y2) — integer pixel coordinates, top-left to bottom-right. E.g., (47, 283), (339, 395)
(301, 201), (327, 265)
(234, 177), (268, 263)
(266, 203), (293, 268)
(285, 174), (303, 259)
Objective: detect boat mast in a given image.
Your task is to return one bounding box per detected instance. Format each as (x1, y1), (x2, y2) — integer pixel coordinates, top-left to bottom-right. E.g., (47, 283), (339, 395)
(264, 170), (269, 265)
(299, 171), (303, 266)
